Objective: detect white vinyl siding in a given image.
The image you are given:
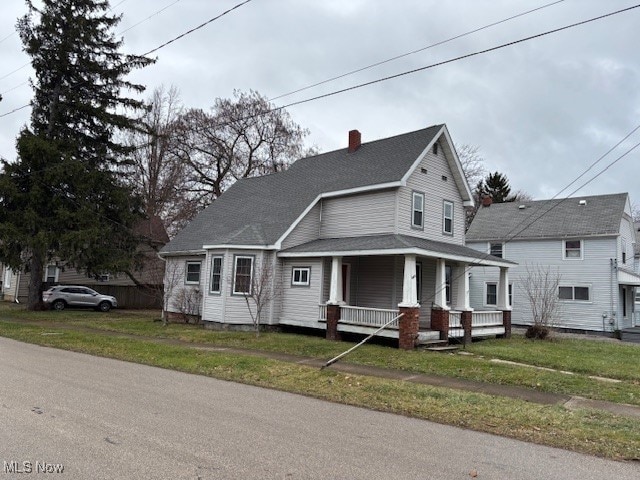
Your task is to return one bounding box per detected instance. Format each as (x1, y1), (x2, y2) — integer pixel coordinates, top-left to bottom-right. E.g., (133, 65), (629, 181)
(280, 258), (323, 326)
(468, 237), (618, 332)
(396, 146), (466, 244)
(280, 203), (321, 249)
(164, 255), (205, 314)
(319, 189), (396, 238)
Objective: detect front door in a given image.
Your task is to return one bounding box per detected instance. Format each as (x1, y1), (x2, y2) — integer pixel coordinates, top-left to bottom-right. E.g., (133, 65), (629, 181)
(341, 263), (350, 304)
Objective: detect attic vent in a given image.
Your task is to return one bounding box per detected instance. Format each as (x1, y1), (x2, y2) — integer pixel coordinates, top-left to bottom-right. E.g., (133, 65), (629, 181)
(432, 143), (438, 155)
(579, 199), (587, 206)
(518, 205), (526, 210)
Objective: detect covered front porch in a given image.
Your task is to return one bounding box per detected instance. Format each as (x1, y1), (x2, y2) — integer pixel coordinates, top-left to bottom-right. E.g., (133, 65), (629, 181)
(279, 234), (515, 349)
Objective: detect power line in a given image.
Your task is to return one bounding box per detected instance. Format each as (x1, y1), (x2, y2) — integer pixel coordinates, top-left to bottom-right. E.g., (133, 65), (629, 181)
(142, 0), (253, 56)
(269, 0), (566, 102)
(118, 0), (182, 35)
(0, 80), (29, 97)
(0, 62), (29, 82)
(275, 3), (640, 112)
(0, 30), (16, 45)
(0, 102), (30, 118)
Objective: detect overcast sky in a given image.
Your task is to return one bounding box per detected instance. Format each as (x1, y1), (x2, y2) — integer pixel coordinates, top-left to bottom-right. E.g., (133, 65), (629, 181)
(1, 0), (639, 203)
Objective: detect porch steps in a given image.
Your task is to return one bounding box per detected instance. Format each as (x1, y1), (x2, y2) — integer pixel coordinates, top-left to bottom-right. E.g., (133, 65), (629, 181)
(620, 327), (640, 343)
(424, 345), (460, 353)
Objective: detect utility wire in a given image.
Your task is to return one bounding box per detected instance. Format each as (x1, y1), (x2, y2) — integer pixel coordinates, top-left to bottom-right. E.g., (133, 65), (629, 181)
(118, 0), (182, 35)
(269, 0), (566, 102)
(142, 0), (253, 55)
(275, 3), (640, 112)
(0, 30), (16, 45)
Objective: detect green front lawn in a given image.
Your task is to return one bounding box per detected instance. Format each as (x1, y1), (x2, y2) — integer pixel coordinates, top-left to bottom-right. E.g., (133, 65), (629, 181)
(0, 316), (638, 461)
(1, 304), (638, 407)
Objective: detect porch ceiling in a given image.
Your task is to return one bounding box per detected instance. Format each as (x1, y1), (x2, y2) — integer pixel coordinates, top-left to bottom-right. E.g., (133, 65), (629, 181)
(618, 268), (640, 286)
(278, 234), (515, 268)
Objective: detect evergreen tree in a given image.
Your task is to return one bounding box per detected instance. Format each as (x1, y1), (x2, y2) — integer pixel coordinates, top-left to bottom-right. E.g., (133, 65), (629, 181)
(0, 0), (153, 309)
(477, 171), (514, 203)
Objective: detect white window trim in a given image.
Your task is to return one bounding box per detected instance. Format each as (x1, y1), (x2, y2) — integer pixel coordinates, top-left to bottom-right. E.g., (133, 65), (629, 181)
(43, 265), (60, 283)
(489, 242), (504, 259)
(443, 200), (454, 235)
(291, 266), (311, 287)
(209, 256), (224, 294)
(485, 282), (513, 307)
(232, 255), (254, 295)
(411, 191), (424, 230)
(558, 284), (591, 302)
(185, 261), (202, 285)
(562, 239), (583, 260)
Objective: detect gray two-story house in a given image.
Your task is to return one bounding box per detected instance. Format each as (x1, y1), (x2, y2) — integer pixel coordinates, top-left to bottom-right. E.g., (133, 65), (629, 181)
(160, 125), (513, 348)
(466, 193), (640, 334)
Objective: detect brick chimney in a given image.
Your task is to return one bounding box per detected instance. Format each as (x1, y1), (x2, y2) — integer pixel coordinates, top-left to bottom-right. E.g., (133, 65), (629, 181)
(348, 129), (361, 153)
(482, 195), (493, 207)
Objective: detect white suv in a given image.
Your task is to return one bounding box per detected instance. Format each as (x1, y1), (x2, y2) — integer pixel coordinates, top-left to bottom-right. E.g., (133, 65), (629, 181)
(42, 286), (118, 312)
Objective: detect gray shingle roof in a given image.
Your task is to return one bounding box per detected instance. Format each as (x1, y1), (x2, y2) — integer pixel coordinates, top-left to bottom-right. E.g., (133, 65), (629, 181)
(162, 125), (443, 253)
(466, 193), (628, 242)
(279, 234), (514, 266)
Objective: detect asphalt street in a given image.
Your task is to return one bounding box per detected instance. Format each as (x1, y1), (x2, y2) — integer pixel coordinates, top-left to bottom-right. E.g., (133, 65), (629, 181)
(0, 336), (637, 479)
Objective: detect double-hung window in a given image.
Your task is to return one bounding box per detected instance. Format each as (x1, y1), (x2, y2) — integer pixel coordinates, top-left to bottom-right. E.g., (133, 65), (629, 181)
(563, 240), (582, 259)
(489, 243), (504, 258)
(44, 265), (59, 283)
(209, 256), (223, 294)
(292, 267), (310, 286)
(412, 192), (424, 229)
(185, 261), (201, 284)
(233, 256), (254, 295)
(443, 201), (453, 235)
(486, 282), (513, 306)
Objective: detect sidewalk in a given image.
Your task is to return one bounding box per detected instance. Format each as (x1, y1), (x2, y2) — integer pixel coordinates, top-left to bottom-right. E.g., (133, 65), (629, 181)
(29, 321), (640, 419)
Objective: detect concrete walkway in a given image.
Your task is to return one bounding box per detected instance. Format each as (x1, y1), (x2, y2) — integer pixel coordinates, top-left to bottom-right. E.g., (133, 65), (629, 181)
(19, 320), (640, 420)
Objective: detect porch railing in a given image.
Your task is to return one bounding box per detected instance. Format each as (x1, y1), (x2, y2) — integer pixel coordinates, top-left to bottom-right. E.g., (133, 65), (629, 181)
(472, 311), (503, 327)
(341, 306), (400, 329)
(449, 310), (462, 329)
(318, 304), (400, 329)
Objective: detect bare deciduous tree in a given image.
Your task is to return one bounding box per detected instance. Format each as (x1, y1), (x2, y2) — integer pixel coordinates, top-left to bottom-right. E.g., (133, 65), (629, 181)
(172, 287), (203, 324)
(240, 256), (281, 337)
(173, 89), (315, 210)
(160, 259), (182, 326)
(456, 143), (486, 189)
(520, 264), (562, 338)
(121, 85), (194, 237)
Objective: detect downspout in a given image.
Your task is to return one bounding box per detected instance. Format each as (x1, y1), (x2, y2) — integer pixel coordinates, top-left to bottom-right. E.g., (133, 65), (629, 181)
(610, 258), (617, 332)
(14, 271), (20, 303)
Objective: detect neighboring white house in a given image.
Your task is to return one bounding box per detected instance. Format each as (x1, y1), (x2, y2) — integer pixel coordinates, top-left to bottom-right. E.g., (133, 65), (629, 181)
(466, 193), (640, 334)
(160, 125), (514, 348)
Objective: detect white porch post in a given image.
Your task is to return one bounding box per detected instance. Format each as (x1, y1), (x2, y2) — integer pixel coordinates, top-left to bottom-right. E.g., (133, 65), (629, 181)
(399, 254), (419, 307)
(434, 258), (449, 310)
(453, 263), (472, 311)
(328, 256), (344, 305)
(497, 267), (511, 310)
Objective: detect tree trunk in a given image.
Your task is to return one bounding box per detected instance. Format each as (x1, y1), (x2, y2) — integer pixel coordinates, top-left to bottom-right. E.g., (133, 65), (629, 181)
(27, 252), (46, 311)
